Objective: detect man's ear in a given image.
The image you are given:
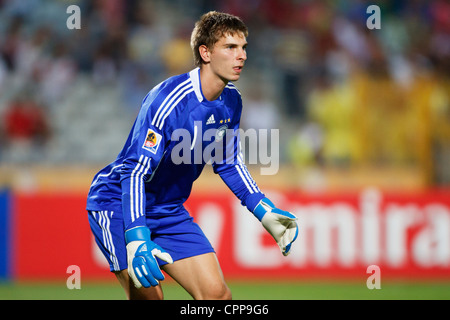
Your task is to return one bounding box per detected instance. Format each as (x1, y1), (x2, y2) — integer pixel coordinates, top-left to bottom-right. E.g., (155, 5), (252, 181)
(199, 44), (211, 64)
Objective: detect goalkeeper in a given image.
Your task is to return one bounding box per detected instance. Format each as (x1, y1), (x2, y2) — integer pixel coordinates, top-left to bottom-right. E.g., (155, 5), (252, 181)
(86, 11), (298, 300)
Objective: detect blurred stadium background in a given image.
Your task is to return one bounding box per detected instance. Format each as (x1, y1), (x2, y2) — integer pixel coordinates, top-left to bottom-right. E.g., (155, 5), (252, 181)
(0, 0), (449, 299)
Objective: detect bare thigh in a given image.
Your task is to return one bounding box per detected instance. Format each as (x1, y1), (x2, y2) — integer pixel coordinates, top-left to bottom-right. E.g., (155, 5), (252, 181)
(162, 252), (232, 300)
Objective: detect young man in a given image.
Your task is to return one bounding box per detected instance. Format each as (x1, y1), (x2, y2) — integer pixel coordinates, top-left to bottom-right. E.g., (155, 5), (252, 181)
(86, 11), (298, 300)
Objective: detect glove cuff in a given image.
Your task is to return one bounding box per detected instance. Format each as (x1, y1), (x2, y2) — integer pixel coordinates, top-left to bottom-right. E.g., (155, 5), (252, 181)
(125, 226), (151, 243)
(252, 197), (275, 221)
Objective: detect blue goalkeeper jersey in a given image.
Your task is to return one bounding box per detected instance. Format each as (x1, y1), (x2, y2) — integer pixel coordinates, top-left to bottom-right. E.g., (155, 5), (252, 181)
(86, 68), (265, 230)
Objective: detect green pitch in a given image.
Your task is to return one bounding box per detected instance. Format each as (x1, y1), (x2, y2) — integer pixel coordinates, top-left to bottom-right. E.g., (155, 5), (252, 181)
(1, 280), (449, 300)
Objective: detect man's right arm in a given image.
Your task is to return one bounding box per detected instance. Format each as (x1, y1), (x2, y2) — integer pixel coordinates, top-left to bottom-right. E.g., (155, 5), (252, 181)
(119, 97), (173, 288)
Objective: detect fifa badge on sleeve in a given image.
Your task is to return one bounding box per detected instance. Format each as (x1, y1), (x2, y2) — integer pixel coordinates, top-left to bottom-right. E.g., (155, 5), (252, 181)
(142, 128), (162, 154)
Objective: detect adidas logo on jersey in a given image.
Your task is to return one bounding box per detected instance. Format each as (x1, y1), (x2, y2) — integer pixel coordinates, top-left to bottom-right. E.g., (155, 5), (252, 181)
(206, 114), (215, 125)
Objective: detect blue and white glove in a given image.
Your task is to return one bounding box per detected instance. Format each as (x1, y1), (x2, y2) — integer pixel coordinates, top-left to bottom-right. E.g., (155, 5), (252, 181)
(125, 226), (173, 288)
(253, 198), (299, 256)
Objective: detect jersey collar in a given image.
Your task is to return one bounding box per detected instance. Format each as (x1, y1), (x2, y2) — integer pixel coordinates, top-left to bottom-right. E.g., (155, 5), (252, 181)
(189, 67), (204, 103)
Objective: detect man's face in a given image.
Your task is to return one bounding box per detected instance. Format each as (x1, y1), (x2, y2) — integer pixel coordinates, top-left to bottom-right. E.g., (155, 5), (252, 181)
(207, 32), (247, 82)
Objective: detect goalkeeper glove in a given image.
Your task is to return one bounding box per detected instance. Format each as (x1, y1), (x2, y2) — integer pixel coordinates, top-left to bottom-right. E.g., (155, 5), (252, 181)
(253, 197), (299, 256)
(125, 226), (173, 288)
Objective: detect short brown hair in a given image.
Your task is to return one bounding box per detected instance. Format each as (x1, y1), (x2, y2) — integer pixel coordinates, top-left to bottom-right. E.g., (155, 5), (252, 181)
(190, 11), (248, 67)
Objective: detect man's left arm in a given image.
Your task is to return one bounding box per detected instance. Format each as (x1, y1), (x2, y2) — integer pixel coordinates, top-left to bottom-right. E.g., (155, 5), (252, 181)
(212, 128), (299, 256)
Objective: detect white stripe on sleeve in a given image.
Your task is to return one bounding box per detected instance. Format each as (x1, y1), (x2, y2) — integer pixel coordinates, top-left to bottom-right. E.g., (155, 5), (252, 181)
(130, 155), (151, 222)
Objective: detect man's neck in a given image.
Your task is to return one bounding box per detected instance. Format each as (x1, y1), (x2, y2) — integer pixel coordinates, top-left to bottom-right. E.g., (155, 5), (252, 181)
(199, 66), (227, 101)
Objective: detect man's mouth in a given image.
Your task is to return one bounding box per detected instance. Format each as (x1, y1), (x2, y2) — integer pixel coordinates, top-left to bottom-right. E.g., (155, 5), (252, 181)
(233, 66), (243, 73)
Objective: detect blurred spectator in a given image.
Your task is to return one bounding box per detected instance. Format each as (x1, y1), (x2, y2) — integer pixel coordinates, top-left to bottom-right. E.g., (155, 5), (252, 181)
(241, 82), (280, 131)
(273, 30), (311, 119)
(0, 15), (23, 72)
(38, 41), (77, 105)
(159, 27), (194, 76)
(14, 26), (51, 83)
(126, 0), (169, 72)
(3, 96), (50, 144)
(1, 96), (51, 163)
(0, 56), (7, 93)
(303, 68), (358, 167)
(92, 39), (119, 85)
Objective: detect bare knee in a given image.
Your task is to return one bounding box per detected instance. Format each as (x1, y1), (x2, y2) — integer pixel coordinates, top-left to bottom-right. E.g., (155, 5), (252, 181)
(218, 285), (232, 300)
(196, 282), (232, 300)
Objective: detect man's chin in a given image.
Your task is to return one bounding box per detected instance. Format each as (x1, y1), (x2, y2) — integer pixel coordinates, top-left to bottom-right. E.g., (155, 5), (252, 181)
(220, 74), (240, 83)
(229, 74), (241, 82)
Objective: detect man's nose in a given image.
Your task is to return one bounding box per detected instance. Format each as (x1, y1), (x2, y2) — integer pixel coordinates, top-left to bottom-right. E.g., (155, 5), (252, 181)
(238, 48), (247, 61)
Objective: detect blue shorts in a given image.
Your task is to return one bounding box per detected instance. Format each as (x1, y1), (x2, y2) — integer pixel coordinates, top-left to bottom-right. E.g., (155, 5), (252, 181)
(88, 209), (214, 272)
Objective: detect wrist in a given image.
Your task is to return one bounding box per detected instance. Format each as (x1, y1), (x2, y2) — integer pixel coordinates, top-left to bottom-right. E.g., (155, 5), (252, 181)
(252, 197), (275, 221)
(125, 226), (151, 243)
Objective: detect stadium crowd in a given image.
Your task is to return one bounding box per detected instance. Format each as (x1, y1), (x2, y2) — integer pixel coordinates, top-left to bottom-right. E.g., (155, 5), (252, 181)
(0, 0), (449, 186)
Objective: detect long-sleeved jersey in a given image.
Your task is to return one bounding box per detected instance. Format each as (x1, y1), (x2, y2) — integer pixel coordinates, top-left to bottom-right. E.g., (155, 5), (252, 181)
(86, 68), (265, 230)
